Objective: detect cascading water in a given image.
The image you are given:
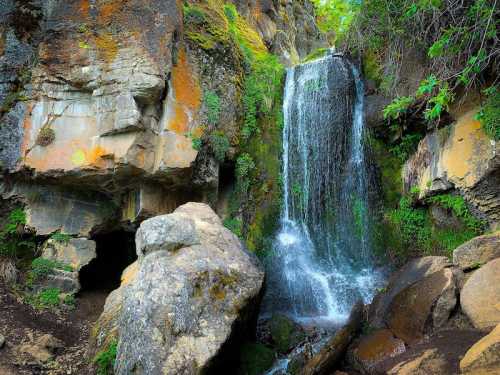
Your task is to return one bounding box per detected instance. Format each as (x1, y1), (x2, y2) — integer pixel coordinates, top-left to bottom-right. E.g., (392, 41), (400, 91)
(263, 52), (384, 324)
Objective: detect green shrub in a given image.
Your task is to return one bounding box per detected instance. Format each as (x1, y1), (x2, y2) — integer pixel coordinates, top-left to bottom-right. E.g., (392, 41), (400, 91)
(0, 208), (35, 259)
(204, 90), (221, 126)
(209, 131), (230, 162)
(35, 125), (55, 147)
(383, 96), (414, 120)
(38, 287), (61, 307)
(235, 153), (255, 198)
(223, 218), (243, 238)
(389, 133), (423, 162)
(94, 340), (118, 375)
(28, 257), (73, 286)
(50, 232), (71, 244)
(426, 194), (485, 233)
(476, 86), (499, 140)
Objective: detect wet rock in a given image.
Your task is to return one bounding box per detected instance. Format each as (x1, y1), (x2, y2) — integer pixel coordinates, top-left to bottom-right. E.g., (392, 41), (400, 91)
(387, 268), (458, 344)
(453, 231), (500, 270)
(269, 315), (306, 354)
(369, 256), (451, 327)
(387, 348), (448, 375)
(460, 323), (500, 374)
(348, 329), (405, 374)
(91, 202), (264, 375)
(300, 301), (363, 375)
(461, 258), (500, 330)
(18, 333), (63, 364)
(41, 238), (96, 271)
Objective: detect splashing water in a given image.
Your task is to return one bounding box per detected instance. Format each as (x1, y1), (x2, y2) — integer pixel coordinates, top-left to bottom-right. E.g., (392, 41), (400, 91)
(263, 53), (384, 324)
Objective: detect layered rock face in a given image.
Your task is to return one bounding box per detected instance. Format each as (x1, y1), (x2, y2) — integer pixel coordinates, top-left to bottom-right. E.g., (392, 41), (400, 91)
(91, 203), (265, 375)
(403, 109), (499, 224)
(0, 0), (324, 236)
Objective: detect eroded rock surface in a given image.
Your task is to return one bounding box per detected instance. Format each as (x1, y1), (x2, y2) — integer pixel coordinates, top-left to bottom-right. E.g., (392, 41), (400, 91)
(41, 238), (96, 272)
(460, 323), (500, 374)
(91, 202), (264, 375)
(461, 258), (500, 330)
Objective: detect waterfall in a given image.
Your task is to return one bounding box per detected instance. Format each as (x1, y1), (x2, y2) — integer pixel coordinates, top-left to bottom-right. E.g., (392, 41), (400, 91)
(263, 53), (384, 324)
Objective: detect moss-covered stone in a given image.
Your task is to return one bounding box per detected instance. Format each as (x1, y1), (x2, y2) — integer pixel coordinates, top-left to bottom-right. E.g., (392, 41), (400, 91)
(238, 342), (276, 375)
(270, 314), (305, 354)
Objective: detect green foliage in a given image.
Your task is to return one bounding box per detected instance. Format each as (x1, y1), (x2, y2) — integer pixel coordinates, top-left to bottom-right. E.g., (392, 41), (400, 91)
(0, 208), (35, 259)
(50, 232), (71, 244)
(27, 257), (73, 286)
(416, 75), (439, 97)
(235, 153), (255, 197)
(223, 3), (237, 23)
(223, 217), (243, 238)
(94, 340), (118, 375)
(183, 4), (206, 25)
(311, 0), (360, 43)
(427, 194), (485, 233)
(383, 96), (413, 120)
(424, 84), (454, 121)
(239, 343), (275, 375)
(204, 90), (221, 126)
(389, 133), (423, 162)
(38, 288), (60, 307)
(241, 54), (284, 140)
(209, 131), (230, 162)
(476, 86), (500, 140)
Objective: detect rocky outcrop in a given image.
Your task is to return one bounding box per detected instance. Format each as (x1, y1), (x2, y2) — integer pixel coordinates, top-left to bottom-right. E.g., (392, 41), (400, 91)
(460, 323), (500, 374)
(387, 349), (448, 375)
(369, 256), (451, 327)
(460, 258), (500, 330)
(453, 231), (500, 270)
(387, 268), (459, 343)
(403, 109), (500, 224)
(91, 203), (264, 375)
(41, 238), (96, 272)
(348, 329), (405, 374)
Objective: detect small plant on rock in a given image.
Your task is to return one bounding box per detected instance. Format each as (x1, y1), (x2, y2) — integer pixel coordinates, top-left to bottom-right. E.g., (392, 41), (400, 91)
(36, 125), (55, 147)
(94, 340), (118, 375)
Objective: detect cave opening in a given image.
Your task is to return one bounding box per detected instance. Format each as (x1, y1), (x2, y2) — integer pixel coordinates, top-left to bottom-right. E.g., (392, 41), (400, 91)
(79, 230), (137, 293)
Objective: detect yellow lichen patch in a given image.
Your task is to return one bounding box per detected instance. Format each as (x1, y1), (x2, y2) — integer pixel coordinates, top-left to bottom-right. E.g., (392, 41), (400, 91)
(234, 13), (267, 57)
(191, 125), (205, 138)
(442, 109), (491, 187)
(95, 32), (118, 63)
(172, 48), (201, 110)
(121, 262), (139, 286)
(71, 149), (86, 166)
(168, 104), (189, 134)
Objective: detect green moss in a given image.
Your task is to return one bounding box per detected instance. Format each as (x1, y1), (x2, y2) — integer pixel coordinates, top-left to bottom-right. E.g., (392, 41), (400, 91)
(0, 208), (35, 259)
(476, 86), (499, 140)
(94, 340), (118, 375)
(363, 49), (382, 85)
(303, 47), (329, 63)
(50, 232), (72, 244)
(204, 90), (221, 125)
(270, 315), (305, 354)
(223, 217), (243, 238)
(238, 343), (276, 375)
(37, 287), (60, 307)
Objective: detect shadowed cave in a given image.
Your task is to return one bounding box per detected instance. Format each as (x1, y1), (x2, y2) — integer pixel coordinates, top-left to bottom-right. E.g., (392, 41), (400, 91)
(80, 230), (137, 293)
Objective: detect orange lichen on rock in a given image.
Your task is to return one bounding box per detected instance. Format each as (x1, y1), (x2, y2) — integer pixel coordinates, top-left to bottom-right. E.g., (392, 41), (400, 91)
(95, 32), (119, 63)
(98, 0), (122, 26)
(79, 0), (90, 17)
(168, 105), (189, 134)
(172, 48), (201, 110)
(85, 145), (108, 166)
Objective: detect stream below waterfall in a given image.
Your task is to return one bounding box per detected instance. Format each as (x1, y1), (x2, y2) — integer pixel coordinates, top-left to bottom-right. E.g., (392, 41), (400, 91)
(262, 51), (385, 327)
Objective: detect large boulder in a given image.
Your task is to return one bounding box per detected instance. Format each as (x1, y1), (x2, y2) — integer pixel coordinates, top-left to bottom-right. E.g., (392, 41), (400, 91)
(461, 258), (500, 330)
(387, 349), (448, 375)
(460, 323), (500, 374)
(91, 202), (264, 375)
(453, 232), (500, 270)
(369, 256), (451, 327)
(348, 329), (405, 374)
(387, 268), (458, 343)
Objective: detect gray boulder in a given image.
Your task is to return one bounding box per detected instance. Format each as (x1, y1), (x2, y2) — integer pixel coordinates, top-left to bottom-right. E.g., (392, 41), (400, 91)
(92, 202), (264, 375)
